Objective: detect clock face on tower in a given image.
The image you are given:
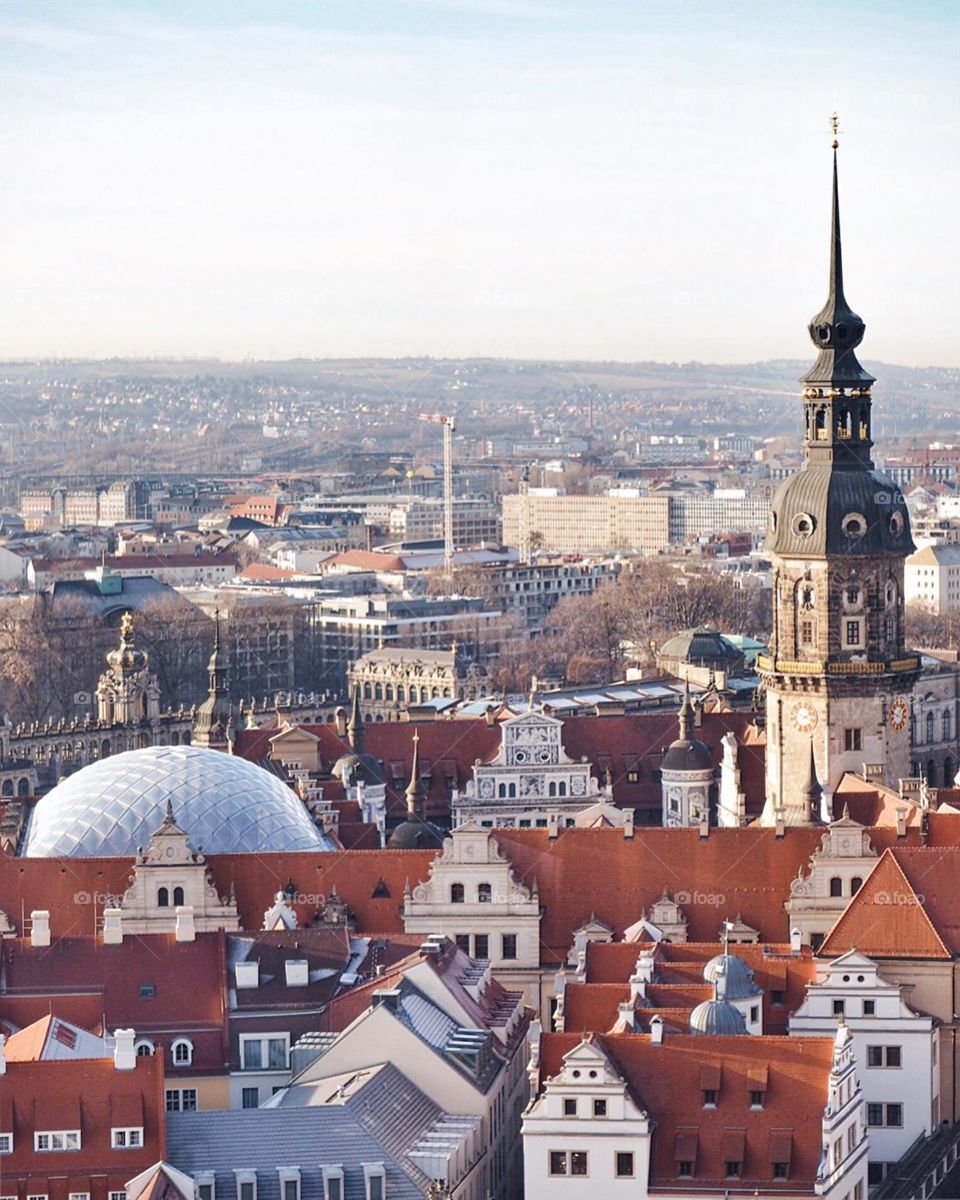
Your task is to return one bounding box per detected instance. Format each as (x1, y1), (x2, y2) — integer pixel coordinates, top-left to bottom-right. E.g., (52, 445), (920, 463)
(790, 701), (818, 733)
(889, 696), (909, 732)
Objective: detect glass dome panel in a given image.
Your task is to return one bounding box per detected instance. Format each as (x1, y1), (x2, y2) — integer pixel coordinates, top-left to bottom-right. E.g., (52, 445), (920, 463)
(23, 745), (333, 857)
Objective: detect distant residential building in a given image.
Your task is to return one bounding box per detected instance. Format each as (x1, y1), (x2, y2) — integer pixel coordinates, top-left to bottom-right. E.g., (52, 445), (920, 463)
(20, 480), (143, 529)
(502, 491), (671, 555)
(489, 559), (619, 633)
(27, 554), (237, 590)
(905, 543), (960, 614)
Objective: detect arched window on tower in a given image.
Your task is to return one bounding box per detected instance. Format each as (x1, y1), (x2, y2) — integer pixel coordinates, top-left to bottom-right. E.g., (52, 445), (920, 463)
(837, 408), (852, 440)
(815, 408), (828, 440)
(829, 877), (843, 898)
(173, 886), (185, 907)
(943, 710), (952, 741)
(157, 887), (169, 908)
(927, 712), (935, 743)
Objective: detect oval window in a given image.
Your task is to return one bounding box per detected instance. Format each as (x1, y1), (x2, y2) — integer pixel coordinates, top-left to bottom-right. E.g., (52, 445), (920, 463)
(841, 512), (866, 540)
(889, 511), (904, 537)
(791, 512), (815, 538)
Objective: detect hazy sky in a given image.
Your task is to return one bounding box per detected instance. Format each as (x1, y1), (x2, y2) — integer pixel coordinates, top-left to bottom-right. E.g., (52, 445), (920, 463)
(0, 0), (956, 364)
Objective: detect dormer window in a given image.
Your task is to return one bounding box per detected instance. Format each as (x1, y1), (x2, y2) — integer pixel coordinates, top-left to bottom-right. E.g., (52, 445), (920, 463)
(35, 1130), (81, 1151)
(362, 1162), (386, 1200)
(111, 1127), (144, 1149)
(750, 1090), (765, 1109)
(234, 1171), (257, 1200)
(172, 1037), (193, 1067)
(134, 1038), (155, 1056)
(320, 1167), (344, 1200)
(702, 1089), (717, 1107)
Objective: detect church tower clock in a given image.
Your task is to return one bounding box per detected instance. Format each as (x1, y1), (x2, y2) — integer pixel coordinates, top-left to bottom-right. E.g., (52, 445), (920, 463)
(758, 121), (920, 825)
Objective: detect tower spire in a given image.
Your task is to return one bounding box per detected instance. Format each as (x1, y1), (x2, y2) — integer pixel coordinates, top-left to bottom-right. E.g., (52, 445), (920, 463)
(406, 729), (424, 819)
(801, 115), (873, 391)
(678, 682), (693, 742)
(347, 685), (363, 753)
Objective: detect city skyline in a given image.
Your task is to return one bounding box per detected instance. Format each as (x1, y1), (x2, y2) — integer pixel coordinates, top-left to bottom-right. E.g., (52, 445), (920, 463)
(0, 0), (957, 365)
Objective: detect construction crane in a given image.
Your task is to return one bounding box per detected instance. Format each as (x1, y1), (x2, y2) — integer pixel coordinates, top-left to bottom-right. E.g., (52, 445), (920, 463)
(418, 412), (456, 574)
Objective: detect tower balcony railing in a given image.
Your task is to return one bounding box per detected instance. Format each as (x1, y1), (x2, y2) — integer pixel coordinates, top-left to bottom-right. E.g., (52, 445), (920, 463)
(757, 654), (921, 676)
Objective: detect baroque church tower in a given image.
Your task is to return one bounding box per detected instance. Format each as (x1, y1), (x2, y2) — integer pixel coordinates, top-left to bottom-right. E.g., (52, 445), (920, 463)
(759, 123), (920, 825)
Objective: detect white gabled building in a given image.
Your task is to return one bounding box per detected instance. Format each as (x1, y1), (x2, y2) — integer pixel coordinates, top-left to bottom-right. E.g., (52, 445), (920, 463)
(452, 710), (601, 829)
(789, 948), (940, 1180)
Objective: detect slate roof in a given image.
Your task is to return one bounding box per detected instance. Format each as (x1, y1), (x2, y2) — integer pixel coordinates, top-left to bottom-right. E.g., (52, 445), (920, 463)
(167, 1062), (448, 1200)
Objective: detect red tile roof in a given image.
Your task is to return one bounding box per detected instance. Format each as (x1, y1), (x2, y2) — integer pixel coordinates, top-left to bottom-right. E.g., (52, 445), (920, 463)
(539, 1032), (834, 1189)
(818, 849), (952, 960)
(1, 1055), (165, 1187)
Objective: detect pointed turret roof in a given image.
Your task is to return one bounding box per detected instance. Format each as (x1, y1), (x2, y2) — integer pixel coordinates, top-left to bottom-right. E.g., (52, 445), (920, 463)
(802, 127), (874, 388)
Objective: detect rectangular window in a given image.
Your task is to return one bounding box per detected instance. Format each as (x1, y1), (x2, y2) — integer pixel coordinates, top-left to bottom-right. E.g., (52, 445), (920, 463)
(69, 1194), (90, 1200)
(844, 728), (863, 752)
(867, 1045), (883, 1067)
(801, 619), (814, 644)
(109, 1194), (126, 1200)
(35, 1130), (81, 1151)
(239, 1185), (255, 1200)
(773, 1163), (789, 1179)
(570, 1152), (588, 1176)
(549, 1152), (567, 1177)
(863, 999), (876, 1015)
(702, 1089), (717, 1107)
(240, 1035), (289, 1071)
(368, 1179), (383, 1200)
(846, 620), (861, 646)
(868, 1103), (884, 1126)
(165, 1088), (198, 1112)
(725, 1161), (741, 1178)
(886, 1103), (903, 1127)
(749, 1090), (764, 1108)
(771, 989), (785, 1005)
(0, 1134), (10, 1154)
(242, 1087), (259, 1109)
(616, 1152), (634, 1178)
(474, 933), (489, 959)
(563, 1098), (577, 1116)
(833, 999), (846, 1016)
(501, 933), (518, 960)
(886, 1046), (902, 1067)
(593, 1099), (607, 1117)
(677, 1161), (693, 1178)
(199, 1187), (214, 1200)
(111, 1127), (144, 1148)
(282, 1182), (299, 1200)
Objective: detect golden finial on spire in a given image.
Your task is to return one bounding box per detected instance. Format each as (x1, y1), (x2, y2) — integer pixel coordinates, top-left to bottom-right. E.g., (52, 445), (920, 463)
(830, 110), (840, 151)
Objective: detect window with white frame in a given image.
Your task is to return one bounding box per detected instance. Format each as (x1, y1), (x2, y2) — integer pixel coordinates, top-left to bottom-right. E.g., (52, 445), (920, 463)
(111, 1127), (144, 1149)
(321, 1167), (344, 1200)
(68, 1193), (90, 1200)
(240, 1033), (289, 1071)
(109, 1193), (127, 1200)
(165, 1087), (198, 1112)
(362, 1162), (386, 1200)
(35, 1130), (81, 1151)
(234, 1171), (257, 1200)
(0, 1132), (10, 1154)
(195, 1173), (216, 1200)
(278, 1169), (300, 1200)
(27, 1194), (49, 1200)
(171, 1037), (193, 1066)
(134, 1038), (155, 1057)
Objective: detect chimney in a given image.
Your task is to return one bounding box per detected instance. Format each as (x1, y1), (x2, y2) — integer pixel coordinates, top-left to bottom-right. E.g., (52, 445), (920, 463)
(372, 987), (402, 1011)
(114, 1027), (136, 1071)
(774, 806), (785, 839)
(0, 1032), (5, 1076)
(698, 811), (709, 839)
(175, 906), (196, 943)
(285, 959), (309, 987)
(334, 706), (347, 737)
(623, 809), (634, 840)
(548, 812), (559, 840)
(484, 704), (497, 727)
(896, 807), (908, 838)
(617, 1000), (635, 1030)
(790, 926), (802, 954)
(30, 910), (50, 948)
(650, 1014), (664, 1044)
(102, 908), (123, 945)
(236, 960), (260, 989)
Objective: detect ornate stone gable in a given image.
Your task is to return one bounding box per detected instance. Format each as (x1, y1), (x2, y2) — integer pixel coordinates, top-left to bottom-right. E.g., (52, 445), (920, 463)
(786, 811), (879, 946)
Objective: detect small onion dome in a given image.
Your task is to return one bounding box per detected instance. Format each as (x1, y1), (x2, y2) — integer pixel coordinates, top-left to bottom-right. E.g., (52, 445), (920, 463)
(703, 954), (762, 1000)
(387, 817), (446, 850)
(689, 997), (748, 1036)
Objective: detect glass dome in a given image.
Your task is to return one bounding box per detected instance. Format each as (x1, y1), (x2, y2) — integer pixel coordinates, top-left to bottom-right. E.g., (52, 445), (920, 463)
(23, 745), (333, 857)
